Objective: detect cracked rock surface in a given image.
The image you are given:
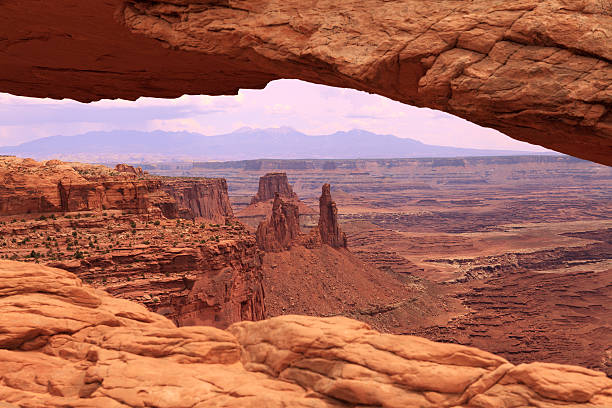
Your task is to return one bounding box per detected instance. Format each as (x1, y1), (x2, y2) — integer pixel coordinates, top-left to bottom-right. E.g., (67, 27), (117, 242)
(1, 260), (611, 407)
(0, 0), (610, 164)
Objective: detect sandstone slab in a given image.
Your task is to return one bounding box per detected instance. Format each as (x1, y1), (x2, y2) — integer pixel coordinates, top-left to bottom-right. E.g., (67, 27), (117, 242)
(1, 260), (611, 407)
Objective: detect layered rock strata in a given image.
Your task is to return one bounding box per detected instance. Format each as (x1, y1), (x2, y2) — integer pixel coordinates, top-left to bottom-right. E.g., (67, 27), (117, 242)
(317, 183), (348, 248)
(1, 260), (611, 407)
(0, 157), (234, 223)
(255, 183), (348, 251)
(237, 172), (316, 229)
(251, 172), (298, 204)
(0, 1), (610, 164)
(0, 157), (153, 215)
(0, 213), (264, 329)
(161, 178), (234, 223)
(0, 157), (263, 329)
(255, 193), (301, 252)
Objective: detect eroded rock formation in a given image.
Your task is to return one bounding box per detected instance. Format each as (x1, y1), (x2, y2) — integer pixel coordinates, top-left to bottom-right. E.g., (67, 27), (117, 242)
(255, 193), (301, 252)
(251, 172), (298, 204)
(237, 172), (316, 229)
(0, 209), (265, 329)
(0, 157), (153, 215)
(161, 178), (234, 223)
(0, 157), (263, 329)
(114, 163), (146, 177)
(1, 260), (611, 407)
(317, 183), (348, 248)
(0, 1), (610, 164)
(0, 157), (234, 223)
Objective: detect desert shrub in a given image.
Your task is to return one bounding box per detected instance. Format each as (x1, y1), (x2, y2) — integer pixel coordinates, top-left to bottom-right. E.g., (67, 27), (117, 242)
(74, 250), (84, 259)
(154, 220), (161, 226)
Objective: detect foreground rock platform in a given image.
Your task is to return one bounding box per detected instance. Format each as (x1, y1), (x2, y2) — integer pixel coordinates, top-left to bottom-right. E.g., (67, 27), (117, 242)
(1, 1), (611, 164)
(1, 260), (611, 407)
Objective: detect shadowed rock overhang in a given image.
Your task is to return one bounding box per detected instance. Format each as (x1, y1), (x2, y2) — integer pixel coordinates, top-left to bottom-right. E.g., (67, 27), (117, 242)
(0, 0), (610, 165)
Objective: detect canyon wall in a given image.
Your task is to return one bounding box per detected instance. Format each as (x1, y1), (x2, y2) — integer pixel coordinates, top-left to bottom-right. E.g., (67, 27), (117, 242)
(0, 1), (610, 164)
(65, 231), (265, 328)
(0, 157), (234, 223)
(0, 157), (264, 329)
(1, 209), (265, 330)
(0, 157), (154, 215)
(161, 178), (234, 223)
(1, 260), (611, 407)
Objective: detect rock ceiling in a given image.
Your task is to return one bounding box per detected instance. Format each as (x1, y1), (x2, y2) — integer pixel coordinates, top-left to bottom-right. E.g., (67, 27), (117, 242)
(0, 0), (610, 164)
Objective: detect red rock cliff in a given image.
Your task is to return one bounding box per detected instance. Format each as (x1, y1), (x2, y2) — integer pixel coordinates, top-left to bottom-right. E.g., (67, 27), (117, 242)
(255, 193), (302, 252)
(0, 157), (154, 215)
(23, 215), (266, 329)
(0, 157), (235, 223)
(250, 172), (298, 204)
(161, 178), (234, 223)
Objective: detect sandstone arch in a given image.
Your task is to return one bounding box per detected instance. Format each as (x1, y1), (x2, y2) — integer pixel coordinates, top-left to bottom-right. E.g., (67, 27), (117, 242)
(0, 0), (610, 164)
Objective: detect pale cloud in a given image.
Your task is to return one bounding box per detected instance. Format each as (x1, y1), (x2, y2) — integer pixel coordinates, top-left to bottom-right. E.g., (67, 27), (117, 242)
(147, 118), (212, 134)
(0, 79), (549, 152)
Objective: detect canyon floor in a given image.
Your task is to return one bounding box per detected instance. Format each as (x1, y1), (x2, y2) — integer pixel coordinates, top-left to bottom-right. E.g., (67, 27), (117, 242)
(146, 156), (612, 375)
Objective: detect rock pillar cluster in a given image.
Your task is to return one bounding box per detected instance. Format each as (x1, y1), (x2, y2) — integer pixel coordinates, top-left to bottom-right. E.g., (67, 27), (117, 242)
(255, 193), (302, 252)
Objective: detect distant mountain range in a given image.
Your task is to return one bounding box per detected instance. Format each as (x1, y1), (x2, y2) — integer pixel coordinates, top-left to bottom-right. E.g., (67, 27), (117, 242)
(0, 127), (552, 161)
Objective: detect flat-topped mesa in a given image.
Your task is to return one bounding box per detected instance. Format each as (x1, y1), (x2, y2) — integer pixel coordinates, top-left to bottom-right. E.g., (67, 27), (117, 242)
(317, 183), (348, 248)
(251, 172), (298, 204)
(256, 193), (302, 252)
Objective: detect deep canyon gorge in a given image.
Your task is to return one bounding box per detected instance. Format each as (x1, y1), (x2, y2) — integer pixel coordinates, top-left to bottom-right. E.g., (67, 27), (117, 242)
(0, 0), (611, 406)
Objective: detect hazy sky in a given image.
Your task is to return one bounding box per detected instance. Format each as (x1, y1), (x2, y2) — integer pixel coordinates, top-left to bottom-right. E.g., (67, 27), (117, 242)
(0, 79), (547, 151)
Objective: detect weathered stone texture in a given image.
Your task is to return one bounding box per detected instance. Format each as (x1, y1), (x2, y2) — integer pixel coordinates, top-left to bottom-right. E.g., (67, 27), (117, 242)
(0, 1), (610, 164)
(0, 260), (611, 407)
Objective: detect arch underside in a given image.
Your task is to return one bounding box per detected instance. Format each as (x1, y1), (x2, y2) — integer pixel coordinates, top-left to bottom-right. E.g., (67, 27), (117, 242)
(0, 0), (610, 165)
